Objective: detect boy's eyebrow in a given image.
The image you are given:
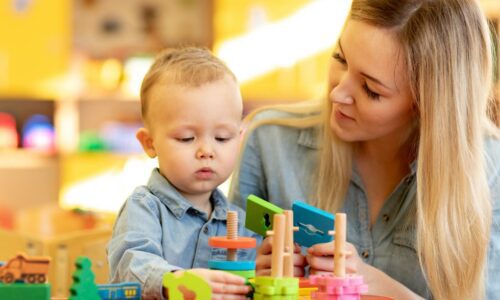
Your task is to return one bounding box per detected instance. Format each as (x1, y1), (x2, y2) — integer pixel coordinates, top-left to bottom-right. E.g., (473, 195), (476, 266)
(338, 39), (394, 92)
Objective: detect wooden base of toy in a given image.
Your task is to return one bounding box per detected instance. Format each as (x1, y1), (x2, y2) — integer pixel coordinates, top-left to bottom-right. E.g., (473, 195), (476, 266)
(0, 283), (50, 300)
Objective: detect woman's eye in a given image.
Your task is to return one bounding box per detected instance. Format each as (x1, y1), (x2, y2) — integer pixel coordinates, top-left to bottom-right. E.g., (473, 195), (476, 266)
(332, 52), (347, 65)
(363, 84), (380, 100)
(176, 137), (194, 142)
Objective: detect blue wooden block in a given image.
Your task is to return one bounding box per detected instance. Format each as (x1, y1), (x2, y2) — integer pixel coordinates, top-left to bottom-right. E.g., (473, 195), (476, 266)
(292, 201), (335, 247)
(97, 282), (141, 300)
(208, 260), (255, 271)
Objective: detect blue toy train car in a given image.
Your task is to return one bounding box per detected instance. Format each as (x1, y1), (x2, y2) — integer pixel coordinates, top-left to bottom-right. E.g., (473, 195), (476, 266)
(97, 282), (141, 300)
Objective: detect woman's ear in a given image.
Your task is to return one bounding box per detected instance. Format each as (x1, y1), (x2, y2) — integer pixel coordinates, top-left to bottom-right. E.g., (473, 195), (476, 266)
(136, 128), (157, 158)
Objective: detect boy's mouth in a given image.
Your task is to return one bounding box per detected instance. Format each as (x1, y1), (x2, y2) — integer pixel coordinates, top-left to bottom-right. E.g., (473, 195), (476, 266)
(195, 167), (215, 179)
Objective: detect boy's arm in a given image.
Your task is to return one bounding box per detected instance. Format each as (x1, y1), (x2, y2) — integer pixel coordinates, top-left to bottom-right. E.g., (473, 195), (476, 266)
(107, 192), (181, 300)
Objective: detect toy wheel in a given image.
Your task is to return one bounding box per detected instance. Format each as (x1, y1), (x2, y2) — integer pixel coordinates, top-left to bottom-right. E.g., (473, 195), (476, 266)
(37, 274), (46, 283)
(4, 273), (14, 283)
(27, 274), (36, 283)
(208, 237), (256, 249)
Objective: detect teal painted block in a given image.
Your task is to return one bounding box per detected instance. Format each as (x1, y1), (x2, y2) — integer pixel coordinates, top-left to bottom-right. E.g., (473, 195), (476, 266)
(245, 195), (284, 236)
(0, 283), (50, 300)
(292, 201), (335, 247)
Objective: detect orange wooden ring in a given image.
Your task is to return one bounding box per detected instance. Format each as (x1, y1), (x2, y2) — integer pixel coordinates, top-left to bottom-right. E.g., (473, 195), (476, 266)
(208, 236), (256, 249)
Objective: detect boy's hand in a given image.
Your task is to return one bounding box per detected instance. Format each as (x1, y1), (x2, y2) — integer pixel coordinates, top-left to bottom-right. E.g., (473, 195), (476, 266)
(306, 241), (365, 275)
(171, 269), (250, 300)
(255, 236), (307, 277)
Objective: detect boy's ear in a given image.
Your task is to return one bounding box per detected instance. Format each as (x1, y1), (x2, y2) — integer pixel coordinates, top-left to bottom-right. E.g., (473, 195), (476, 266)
(136, 128), (157, 158)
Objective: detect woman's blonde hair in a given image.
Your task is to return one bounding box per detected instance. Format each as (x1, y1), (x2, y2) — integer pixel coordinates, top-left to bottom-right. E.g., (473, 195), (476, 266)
(235, 0), (500, 299)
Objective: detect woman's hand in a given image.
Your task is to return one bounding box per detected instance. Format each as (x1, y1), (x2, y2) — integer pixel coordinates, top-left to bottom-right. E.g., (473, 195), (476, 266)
(306, 241), (366, 275)
(255, 236), (307, 277)
(167, 269), (250, 300)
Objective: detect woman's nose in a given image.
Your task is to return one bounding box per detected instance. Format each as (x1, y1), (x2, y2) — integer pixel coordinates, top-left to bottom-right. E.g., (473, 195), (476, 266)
(330, 86), (354, 104)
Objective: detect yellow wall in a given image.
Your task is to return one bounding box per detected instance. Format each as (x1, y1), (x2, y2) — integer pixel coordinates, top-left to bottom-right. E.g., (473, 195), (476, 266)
(214, 0), (340, 101)
(0, 0), (71, 98)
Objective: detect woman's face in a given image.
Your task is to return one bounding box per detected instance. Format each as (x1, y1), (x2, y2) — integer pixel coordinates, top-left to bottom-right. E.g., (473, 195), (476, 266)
(328, 20), (416, 144)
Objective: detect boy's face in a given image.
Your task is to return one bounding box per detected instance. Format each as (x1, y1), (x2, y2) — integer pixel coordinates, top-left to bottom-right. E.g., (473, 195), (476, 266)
(137, 76), (243, 203)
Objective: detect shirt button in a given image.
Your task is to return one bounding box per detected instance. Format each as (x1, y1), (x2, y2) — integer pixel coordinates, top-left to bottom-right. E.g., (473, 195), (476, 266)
(361, 251), (369, 259)
(203, 227), (209, 234)
(382, 214), (390, 222)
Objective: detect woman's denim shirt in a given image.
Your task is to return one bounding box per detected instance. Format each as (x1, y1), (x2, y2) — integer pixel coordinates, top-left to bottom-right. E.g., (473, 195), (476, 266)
(108, 168), (260, 299)
(229, 110), (500, 299)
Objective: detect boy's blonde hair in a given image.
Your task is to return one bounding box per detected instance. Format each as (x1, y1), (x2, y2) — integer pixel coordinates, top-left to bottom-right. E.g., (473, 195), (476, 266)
(140, 47), (237, 122)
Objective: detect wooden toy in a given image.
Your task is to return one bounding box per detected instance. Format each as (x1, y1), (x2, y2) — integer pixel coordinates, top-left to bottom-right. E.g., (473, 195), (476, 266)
(69, 256), (100, 300)
(293, 201), (335, 248)
(0, 253), (50, 284)
(253, 212), (299, 299)
(208, 211), (257, 279)
(97, 282), (141, 300)
(0, 283), (50, 300)
(284, 210), (299, 277)
(309, 213), (368, 300)
(245, 194), (284, 236)
(163, 271), (211, 300)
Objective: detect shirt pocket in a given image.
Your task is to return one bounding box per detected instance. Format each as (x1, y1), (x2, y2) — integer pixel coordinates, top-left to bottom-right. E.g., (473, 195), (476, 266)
(389, 226), (430, 298)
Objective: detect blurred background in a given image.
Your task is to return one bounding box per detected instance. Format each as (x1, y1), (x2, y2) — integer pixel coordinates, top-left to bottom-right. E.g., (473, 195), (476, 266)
(0, 0), (499, 296)
(1, 0), (499, 214)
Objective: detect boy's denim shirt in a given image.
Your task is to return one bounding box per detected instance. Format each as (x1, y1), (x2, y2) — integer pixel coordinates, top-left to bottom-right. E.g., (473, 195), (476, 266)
(108, 168), (261, 300)
(229, 109), (500, 299)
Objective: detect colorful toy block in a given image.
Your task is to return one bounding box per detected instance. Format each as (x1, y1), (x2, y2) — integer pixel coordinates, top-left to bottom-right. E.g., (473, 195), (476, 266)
(245, 194), (284, 236)
(0, 253), (51, 284)
(97, 282), (141, 300)
(163, 271), (211, 300)
(0, 283), (50, 300)
(309, 213), (368, 300)
(292, 201), (335, 248)
(208, 211), (257, 280)
(69, 256), (100, 300)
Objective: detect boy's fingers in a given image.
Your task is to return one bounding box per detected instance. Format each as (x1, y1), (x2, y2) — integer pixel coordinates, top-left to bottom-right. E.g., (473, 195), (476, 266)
(209, 270), (246, 285)
(211, 282), (250, 295)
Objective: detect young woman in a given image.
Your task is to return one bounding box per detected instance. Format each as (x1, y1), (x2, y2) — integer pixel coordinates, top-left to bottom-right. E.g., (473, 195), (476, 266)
(229, 0), (500, 299)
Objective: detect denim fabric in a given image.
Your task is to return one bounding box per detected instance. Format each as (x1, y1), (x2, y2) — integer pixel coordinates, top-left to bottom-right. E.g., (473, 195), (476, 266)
(108, 168), (261, 300)
(229, 109), (500, 299)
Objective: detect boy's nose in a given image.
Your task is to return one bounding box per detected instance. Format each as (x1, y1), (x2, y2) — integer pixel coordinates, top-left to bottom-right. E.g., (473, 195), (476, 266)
(196, 147), (214, 159)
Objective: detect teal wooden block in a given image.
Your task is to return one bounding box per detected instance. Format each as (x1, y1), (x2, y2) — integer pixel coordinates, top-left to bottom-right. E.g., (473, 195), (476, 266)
(245, 195), (284, 236)
(0, 283), (50, 300)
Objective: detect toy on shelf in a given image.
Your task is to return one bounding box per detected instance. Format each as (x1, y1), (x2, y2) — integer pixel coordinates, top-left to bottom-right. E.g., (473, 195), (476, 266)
(0, 253), (51, 284)
(245, 194), (284, 236)
(69, 256), (100, 300)
(253, 212), (299, 299)
(0, 252), (51, 300)
(309, 213), (368, 300)
(293, 201), (335, 248)
(163, 271), (211, 300)
(208, 210), (257, 280)
(97, 282), (141, 300)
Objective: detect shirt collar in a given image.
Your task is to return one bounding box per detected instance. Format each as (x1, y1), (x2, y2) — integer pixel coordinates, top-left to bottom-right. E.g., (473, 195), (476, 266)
(297, 126), (321, 149)
(147, 168), (229, 221)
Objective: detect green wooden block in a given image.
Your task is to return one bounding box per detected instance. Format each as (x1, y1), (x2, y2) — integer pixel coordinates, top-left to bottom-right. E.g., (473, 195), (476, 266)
(0, 283), (50, 300)
(245, 194), (284, 236)
(163, 271), (211, 300)
(254, 276), (299, 296)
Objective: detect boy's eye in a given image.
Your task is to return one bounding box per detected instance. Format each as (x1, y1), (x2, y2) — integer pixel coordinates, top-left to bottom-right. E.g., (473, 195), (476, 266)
(176, 137), (194, 142)
(215, 137), (231, 142)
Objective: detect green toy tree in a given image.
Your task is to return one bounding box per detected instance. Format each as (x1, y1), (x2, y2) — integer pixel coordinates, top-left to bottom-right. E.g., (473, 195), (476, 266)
(69, 256), (100, 300)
